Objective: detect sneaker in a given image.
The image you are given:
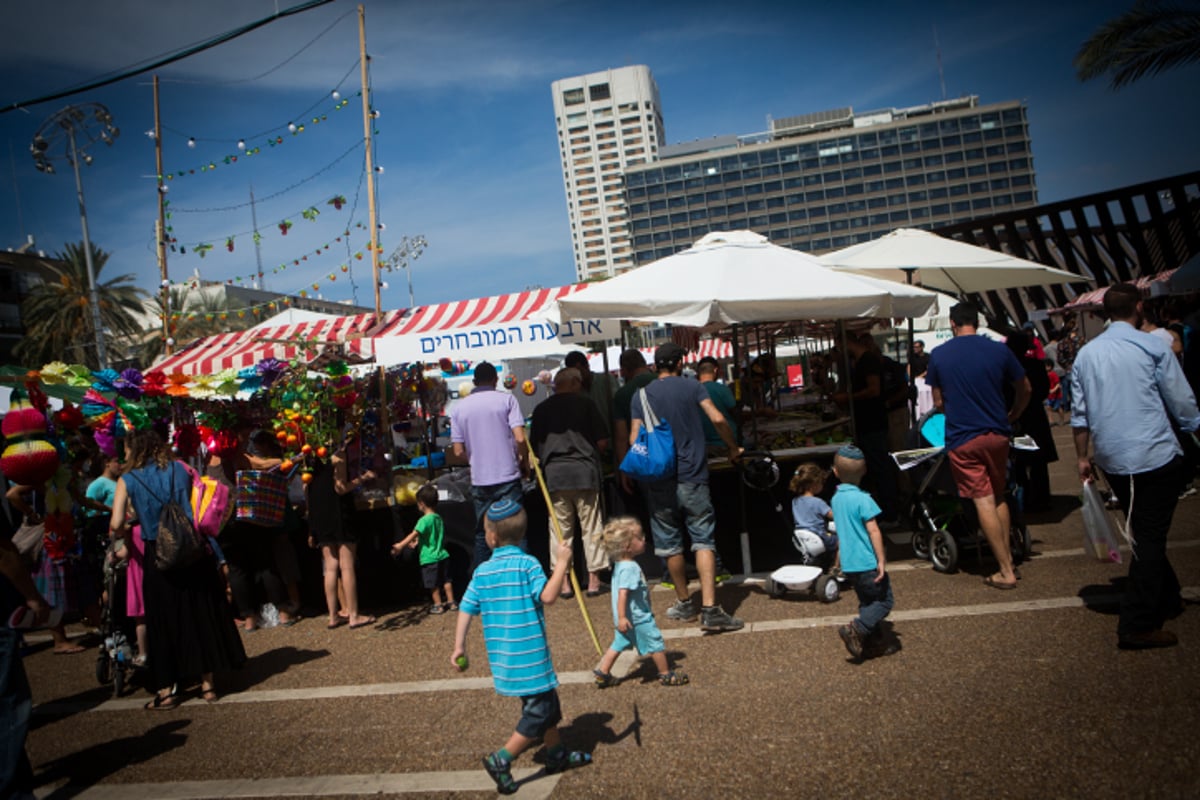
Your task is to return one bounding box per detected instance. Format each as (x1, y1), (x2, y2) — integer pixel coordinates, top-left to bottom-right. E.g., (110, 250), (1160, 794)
(482, 752), (517, 795)
(837, 623), (864, 659)
(699, 605), (744, 632)
(593, 668), (618, 689)
(659, 578), (675, 590)
(429, 604), (446, 615)
(658, 670), (689, 686)
(665, 598), (697, 621)
(714, 570), (733, 584)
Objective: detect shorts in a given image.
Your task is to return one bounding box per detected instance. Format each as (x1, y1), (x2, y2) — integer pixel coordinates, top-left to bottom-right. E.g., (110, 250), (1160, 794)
(420, 558), (449, 589)
(948, 432), (1009, 499)
(609, 619), (665, 656)
(1046, 398), (1063, 411)
(514, 688), (563, 739)
(644, 480), (716, 558)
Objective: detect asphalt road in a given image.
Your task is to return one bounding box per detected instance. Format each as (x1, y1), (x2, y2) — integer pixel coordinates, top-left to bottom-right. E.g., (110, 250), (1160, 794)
(21, 427), (1200, 799)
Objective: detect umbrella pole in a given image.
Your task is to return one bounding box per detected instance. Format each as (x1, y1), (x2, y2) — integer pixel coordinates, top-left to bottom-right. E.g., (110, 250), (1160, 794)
(840, 320), (857, 442)
(526, 434), (603, 656)
(905, 267), (917, 426)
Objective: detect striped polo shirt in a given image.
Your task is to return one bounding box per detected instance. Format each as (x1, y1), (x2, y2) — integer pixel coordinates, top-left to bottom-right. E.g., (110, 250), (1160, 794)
(460, 545), (558, 697)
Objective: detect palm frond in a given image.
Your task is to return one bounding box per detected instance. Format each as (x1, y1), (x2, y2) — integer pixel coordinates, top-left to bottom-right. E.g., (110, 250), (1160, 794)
(1075, 0), (1200, 89)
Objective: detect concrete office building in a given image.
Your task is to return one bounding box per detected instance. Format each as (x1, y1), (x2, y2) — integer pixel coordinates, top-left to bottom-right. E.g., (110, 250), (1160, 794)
(621, 96), (1038, 264)
(552, 65), (665, 280)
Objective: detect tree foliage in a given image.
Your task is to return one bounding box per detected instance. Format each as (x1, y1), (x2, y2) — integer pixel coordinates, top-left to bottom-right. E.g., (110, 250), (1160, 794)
(1075, 0), (1200, 89)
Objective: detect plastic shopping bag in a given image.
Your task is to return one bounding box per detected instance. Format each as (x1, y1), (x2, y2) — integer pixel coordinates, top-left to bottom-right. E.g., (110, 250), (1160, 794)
(1080, 480), (1123, 563)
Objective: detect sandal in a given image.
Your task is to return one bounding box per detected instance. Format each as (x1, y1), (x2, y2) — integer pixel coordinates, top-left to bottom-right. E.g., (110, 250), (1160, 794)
(545, 749), (592, 774)
(659, 670), (690, 687)
(984, 575), (1018, 590)
(593, 668), (618, 689)
(145, 693), (180, 711)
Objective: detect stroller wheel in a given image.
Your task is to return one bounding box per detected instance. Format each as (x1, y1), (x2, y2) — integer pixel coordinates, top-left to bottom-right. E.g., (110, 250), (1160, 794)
(911, 530), (931, 561)
(815, 574), (839, 603)
(113, 664), (126, 698)
(96, 651), (112, 686)
(765, 577), (786, 598)
(930, 529), (959, 573)
(1010, 521), (1032, 563)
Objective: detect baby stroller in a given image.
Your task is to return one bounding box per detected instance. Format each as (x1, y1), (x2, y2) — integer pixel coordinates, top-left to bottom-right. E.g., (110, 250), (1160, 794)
(902, 410), (1032, 574)
(95, 554), (137, 697)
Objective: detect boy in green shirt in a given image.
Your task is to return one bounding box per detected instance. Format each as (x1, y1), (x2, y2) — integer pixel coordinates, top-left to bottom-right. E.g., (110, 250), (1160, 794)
(393, 484), (456, 613)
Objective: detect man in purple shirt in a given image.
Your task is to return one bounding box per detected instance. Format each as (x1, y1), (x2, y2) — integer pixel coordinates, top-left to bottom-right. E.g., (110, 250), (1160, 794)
(451, 362), (530, 569)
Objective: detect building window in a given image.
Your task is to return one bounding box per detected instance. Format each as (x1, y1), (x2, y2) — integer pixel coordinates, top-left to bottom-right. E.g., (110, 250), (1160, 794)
(589, 83), (611, 101)
(563, 88), (584, 105)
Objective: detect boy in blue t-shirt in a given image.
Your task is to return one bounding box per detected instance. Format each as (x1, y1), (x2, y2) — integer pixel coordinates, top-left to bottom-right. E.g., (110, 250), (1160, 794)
(452, 499), (592, 794)
(830, 445), (896, 661)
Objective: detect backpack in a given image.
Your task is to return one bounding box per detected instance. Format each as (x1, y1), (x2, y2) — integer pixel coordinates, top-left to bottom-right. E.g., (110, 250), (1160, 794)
(184, 463), (233, 539)
(128, 466), (205, 571)
(880, 355), (910, 409)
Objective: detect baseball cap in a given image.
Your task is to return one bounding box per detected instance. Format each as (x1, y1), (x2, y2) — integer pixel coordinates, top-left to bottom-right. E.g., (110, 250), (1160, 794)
(654, 342), (688, 368)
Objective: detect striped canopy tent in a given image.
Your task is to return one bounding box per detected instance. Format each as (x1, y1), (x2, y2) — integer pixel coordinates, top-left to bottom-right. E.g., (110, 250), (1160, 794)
(585, 340), (733, 373)
(1061, 268), (1178, 311)
(152, 311), (385, 376)
(152, 284), (611, 376)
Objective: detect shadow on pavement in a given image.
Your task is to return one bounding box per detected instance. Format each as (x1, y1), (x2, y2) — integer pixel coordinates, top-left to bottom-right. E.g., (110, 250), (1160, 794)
(1078, 578), (1126, 615)
(621, 650), (690, 685)
(35, 719), (190, 798)
(227, 646), (331, 692)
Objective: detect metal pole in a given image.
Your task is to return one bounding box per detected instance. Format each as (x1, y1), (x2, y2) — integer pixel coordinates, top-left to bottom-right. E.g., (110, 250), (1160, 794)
(153, 75), (171, 355)
(358, 3), (382, 323)
(904, 267), (917, 425)
(406, 262), (414, 309)
(67, 125), (107, 369)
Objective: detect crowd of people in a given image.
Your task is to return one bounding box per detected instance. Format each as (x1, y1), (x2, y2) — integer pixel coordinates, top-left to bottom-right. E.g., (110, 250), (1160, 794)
(3, 284), (1199, 796)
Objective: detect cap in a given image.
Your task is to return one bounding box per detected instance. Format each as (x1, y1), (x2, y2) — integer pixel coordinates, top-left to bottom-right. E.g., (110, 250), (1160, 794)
(836, 444), (865, 460)
(1021, 320), (1035, 331)
(473, 361), (498, 385)
(654, 342), (688, 368)
(486, 498), (523, 521)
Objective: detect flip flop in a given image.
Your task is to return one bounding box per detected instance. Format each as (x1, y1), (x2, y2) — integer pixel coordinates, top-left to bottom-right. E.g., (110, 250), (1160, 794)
(347, 616), (377, 629)
(326, 619), (347, 630)
(984, 575), (1018, 590)
(145, 693), (180, 711)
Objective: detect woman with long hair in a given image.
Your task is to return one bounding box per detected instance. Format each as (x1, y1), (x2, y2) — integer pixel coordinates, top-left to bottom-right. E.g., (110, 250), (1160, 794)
(109, 429), (245, 709)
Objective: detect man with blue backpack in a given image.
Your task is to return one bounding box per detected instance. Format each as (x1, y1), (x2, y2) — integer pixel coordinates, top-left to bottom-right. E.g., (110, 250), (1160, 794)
(628, 343), (743, 633)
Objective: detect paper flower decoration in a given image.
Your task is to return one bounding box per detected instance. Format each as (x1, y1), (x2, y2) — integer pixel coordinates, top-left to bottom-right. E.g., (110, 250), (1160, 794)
(142, 371), (167, 397)
(174, 424), (201, 459)
(38, 362), (71, 385)
(90, 368), (121, 393)
(52, 403), (85, 431)
(189, 374), (217, 399)
(256, 358), (286, 388)
(165, 373), (191, 397)
(213, 368), (240, 397)
(113, 369), (144, 401)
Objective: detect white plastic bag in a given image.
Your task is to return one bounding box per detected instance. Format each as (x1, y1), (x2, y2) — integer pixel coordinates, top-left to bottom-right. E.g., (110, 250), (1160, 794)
(1081, 480), (1123, 563)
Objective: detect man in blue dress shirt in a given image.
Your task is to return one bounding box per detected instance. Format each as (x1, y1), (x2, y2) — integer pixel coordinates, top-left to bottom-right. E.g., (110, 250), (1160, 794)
(1071, 283), (1200, 650)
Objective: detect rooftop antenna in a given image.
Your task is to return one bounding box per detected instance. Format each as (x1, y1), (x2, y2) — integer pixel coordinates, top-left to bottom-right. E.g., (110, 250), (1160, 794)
(934, 25), (946, 101)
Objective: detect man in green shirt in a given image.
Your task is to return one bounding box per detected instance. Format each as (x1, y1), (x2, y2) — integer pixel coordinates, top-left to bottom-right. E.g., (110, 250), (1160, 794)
(696, 357), (738, 451)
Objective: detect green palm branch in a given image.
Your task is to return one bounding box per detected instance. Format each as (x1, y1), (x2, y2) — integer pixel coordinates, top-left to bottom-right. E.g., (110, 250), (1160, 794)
(15, 241), (147, 370)
(1075, 0), (1200, 89)
(140, 285), (253, 364)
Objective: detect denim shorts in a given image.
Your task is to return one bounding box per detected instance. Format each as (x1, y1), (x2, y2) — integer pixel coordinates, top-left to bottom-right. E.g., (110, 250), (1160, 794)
(515, 688), (563, 739)
(609, 619), (665, 656)
(645, 480), (716, 558)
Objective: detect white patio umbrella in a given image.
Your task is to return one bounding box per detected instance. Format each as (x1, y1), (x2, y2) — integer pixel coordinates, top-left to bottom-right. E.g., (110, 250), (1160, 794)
(1167, 251), (1200, 295)
(819, 228), (1084, 295)
(550, 230), (938, 325)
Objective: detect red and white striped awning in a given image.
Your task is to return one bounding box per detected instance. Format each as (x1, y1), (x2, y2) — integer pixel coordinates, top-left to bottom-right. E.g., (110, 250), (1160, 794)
(1063, 268), (1178, 310)
(586, 340), (733, 373)
(153, 312), (383, 376)
(152, 284), (595, 376)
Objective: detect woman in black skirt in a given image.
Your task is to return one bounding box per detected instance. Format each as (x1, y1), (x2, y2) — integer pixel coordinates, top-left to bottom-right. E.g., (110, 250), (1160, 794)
(110, 430), (245, 709)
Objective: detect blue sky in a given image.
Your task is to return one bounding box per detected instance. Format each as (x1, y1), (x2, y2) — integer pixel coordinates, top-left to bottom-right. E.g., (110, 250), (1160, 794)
(1, 0), (1197, 312)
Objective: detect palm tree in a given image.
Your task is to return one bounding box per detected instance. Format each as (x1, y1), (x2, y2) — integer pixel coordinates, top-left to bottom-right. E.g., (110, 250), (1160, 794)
(1076, 0), (1200, 89)
(139, 285), (254, 364)
(15, 241), (147, 370)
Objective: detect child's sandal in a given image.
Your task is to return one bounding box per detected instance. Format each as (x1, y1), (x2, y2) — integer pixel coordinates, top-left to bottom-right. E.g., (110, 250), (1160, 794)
(659, 670), (689, 686)
(545, 749), (593, 774)
(593, 668), (618, 688)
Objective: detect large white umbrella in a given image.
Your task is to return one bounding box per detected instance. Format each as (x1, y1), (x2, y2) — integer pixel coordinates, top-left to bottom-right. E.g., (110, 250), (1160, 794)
(551, 230), (937, 326)
(819, 227), (1084, 295)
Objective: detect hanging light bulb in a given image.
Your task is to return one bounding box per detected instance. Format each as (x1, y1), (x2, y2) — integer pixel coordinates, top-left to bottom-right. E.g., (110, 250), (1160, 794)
(374, 165), (385, 174)
(187, 137), (196, 148)
(287, 122), (297, 133)
(237, 139), (246, 150)
(371, 109), (381, 119)
(331, 90), (340, 100)
(145, 130), (156, 139)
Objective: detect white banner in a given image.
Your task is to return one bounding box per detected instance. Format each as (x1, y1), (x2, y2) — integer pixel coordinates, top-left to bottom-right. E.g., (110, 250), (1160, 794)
(372, 317), (621, 366)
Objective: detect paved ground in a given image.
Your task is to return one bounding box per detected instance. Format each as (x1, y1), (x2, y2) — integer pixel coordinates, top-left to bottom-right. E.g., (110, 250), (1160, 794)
(21, 427), (1200, 799)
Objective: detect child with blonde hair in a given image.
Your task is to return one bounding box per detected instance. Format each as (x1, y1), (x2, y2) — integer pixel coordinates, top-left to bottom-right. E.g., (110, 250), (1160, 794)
(789, 463), (836, 564)
(592, 517), (689, 688)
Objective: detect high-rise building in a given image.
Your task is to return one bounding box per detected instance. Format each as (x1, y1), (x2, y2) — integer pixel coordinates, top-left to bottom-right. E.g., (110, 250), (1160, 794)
(621, 96), (1038, 264)
(552, 65), (664, 281)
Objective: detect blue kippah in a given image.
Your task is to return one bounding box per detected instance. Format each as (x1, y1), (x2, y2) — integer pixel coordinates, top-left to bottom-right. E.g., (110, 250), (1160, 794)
(486, 498), (523, 521)
(837, 444), (864, 460)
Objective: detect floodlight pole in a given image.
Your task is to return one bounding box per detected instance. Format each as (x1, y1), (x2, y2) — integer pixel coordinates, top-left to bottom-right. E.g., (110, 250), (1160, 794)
(65, 124), (108, 369)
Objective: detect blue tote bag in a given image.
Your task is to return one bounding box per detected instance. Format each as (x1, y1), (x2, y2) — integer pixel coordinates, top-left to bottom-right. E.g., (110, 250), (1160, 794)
(619, 387), (676, 481)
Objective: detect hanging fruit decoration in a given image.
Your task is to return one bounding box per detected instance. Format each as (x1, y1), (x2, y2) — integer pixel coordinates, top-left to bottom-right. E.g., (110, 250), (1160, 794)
(521, 380), (536, 396)
(503, 373), (518, 390)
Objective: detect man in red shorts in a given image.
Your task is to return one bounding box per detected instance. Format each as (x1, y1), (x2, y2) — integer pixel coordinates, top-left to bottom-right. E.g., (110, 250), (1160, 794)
(925, 303), (1031, 589)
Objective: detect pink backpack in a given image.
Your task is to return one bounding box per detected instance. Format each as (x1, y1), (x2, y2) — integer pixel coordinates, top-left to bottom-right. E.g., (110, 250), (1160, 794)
(183, 463), (233, 538)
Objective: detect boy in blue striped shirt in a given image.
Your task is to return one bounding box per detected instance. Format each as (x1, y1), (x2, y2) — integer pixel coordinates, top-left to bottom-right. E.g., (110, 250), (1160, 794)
(452, 498), (592, 794)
